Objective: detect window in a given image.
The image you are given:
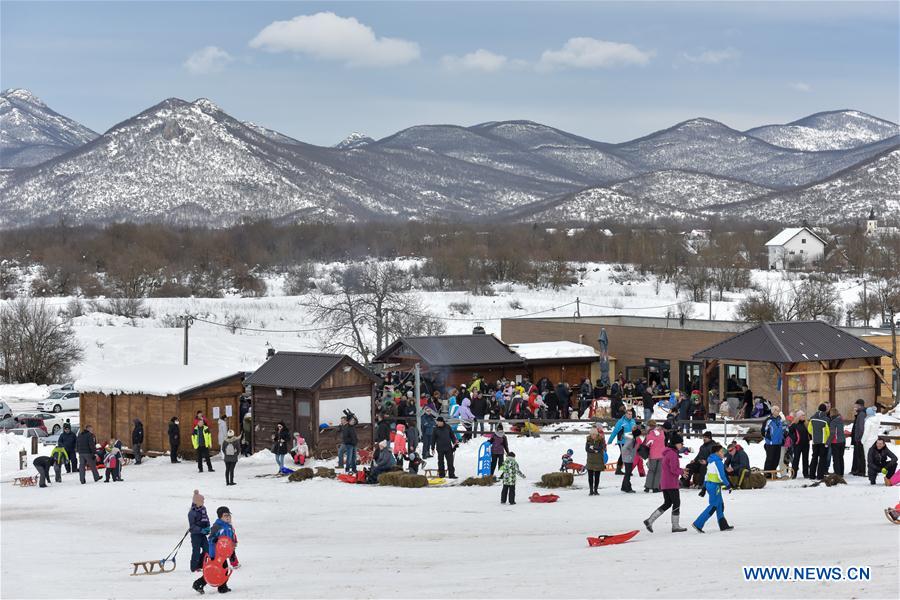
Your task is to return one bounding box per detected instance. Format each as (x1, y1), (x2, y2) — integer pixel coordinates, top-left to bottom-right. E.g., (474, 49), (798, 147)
(724, 364), (747, 393)
(802, 238), (807, 244)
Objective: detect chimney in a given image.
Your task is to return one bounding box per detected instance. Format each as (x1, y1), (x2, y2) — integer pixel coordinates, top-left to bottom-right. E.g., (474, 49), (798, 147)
(472, 324), (486, 335)
(266, 347), (276, 360)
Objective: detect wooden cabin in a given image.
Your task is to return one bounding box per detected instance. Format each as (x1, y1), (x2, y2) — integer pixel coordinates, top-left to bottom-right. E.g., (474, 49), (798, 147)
(508, 341), (600, 386)
(76, 364), (244, 456)
(243, 352), (380, 455)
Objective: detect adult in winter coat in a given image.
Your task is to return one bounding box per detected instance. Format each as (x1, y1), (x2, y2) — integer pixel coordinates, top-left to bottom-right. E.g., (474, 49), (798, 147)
(643, 432), (688, 533)
(498, 451), (526, 505)
(470, 392), (487, 435)
(585, 428), (607, 495)
(788, 411), (810, 479)
(544, 388), (559, 419)
(740, 386), (753, 419)
(850, 399), (868, 476)
(641, 385), (654, 422)
(57, 422), (78, 472)
(370, 440), (396, 480)
(188, 490), (210, 576)
(421, 408), (436, 459)
(608, 409), (636, 475)
(556, 382), (571, 418)
(192, 420), (214, 473)
(241, 412), (253, 456)
(33, 455), (53, 488)
(762, 407), (787, 472)
(692, 444), (734, 532)
(271, 422), (290, 472)
(433, 417), (458, 478)
(642, 420), (665, 492)
(168, 417), (181, 463)
(487, 426), (510, 476)
(457, 398), (475, 442)
(76, 425), (101, 484)
(686, 431), (714, 487)
(676, 392), (692, 434)
(222, 430), (240, 485)
(808, 405), (831, 480)
(578, 379), (593, 417)
(374, 414), (392, 445)
(724, 442), (750, 487)
(131, 418), (144, 465)
(217, 416), (228, 451)
(827, 408), (846, 476)
(620, 426), (641, 493)
(341, 418), (359, 473)
(867, 439), (898, 484)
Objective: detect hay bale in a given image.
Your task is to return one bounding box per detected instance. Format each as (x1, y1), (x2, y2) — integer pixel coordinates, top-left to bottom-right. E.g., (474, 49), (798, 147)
(460, 475), (496, 487)
(539, 472), (574, 488)
(315, 467), (336, 479)
(398, 473), (428, 488)
(377, 471), (403, 486)
(822, 474), (846, 487)
(288, 467), (315, 482)
(748, 471), (767, 489)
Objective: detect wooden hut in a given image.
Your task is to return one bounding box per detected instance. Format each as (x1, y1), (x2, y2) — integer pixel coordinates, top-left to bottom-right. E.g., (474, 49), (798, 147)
(76, 364), (244, 455)
(509, 341), (600, 386)
(243, 352), (380, 455)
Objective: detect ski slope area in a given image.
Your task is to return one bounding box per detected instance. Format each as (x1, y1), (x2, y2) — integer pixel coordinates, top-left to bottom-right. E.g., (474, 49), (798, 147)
(2, 433), (898, 599)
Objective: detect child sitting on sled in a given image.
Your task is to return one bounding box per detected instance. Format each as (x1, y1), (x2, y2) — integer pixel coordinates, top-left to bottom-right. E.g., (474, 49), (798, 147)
(404, 448), (423, 474)
(560, 449), (575, 472)
(290, 433), (308, 465)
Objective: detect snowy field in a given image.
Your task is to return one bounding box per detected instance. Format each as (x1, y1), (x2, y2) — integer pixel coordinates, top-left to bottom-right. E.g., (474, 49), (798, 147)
(1, 432), (898, 600)
(0, 260), (874, 386)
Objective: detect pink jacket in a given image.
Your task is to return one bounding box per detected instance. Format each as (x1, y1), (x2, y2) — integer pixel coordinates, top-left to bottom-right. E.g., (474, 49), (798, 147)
(644, 428), (666, 460)
(393, 424), (407, 455)
(659, 447), (682, 490)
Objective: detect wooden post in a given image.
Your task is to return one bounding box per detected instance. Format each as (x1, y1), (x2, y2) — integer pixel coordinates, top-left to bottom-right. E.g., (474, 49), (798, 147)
(19, 449), (26, 470)
(31, 436), (38, 455)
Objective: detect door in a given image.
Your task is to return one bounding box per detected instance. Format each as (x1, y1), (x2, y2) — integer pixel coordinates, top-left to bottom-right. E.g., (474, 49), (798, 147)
(679, 361), (702, 395)
(295, 397), (313, 442)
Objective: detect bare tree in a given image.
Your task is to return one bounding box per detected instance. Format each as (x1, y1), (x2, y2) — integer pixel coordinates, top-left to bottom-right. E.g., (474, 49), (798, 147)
(302, 262), (445, 364)
(736, 279), (843, 324)
(0, 298), (84, 384)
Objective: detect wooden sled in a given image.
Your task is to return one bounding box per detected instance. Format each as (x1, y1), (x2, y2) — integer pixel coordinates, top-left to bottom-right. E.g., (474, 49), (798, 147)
(131, 560), (176, 576)
(604, 462), (617, 472)
(13, 476), (38, 487)
(884, 509), (900, 525)
(761, 467), (794, 481)
(564, 463), (586, 476)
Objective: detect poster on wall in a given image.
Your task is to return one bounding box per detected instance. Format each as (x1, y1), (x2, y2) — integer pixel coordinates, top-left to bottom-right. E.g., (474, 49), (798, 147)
(225, 405), (233, 417)
(212, 406), (220, 420)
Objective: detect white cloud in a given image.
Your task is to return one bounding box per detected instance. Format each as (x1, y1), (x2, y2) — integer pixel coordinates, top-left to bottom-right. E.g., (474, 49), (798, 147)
(183, 46), (233, 74)
(682, 47), (741, 64)
(441, 49), (508, 72)
(789, 81), (812, 92)
(249, 12), (420, 67)
(537, 37), (653, 71)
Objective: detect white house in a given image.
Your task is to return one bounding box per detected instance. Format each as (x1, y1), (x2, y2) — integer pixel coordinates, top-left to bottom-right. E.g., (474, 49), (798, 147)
(765, 227), (825, 270)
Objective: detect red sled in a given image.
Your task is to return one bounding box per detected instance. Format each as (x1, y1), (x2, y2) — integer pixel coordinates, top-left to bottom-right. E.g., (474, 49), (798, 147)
(337, 474), (357, 484)
(587, 530), (639, 547)
(529, 493), (560, 503)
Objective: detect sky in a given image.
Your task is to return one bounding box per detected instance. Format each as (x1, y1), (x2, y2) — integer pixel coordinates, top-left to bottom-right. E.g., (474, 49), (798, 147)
(2, 1), (898, 146)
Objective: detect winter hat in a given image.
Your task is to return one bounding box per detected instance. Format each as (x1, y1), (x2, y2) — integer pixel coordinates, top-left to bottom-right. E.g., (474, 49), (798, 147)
(668, 432), (684, 446)
(702, 431), (713, 439)
(216, 506), (231, 518)
(565, 449), (574, 455)
(855, 398), (865, 406)
(192, 489), (204, 506)
(818, 403), (827, 412)
(227, 429), (234, 437)
(436, 417), (445, 423)
(396, 424), (405, 433)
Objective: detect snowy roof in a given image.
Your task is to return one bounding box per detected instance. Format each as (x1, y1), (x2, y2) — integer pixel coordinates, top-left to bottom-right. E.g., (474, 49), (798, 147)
(765, 227), (824, 247)
(509, 341), (599, 361)
(75, 364), (242, 396)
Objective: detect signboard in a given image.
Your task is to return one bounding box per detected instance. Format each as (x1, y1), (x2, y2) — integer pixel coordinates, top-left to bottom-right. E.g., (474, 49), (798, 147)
(225, 405), (233, 417)
(212, 406), (220, 419)
(477, 440), (491, 477)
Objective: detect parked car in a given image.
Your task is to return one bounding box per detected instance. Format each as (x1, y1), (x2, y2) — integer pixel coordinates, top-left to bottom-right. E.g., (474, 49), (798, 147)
(15, 412), (70, 435)
(42, 425), (80, 446)
(0, 416), (19, 430)
(7, 427), (49, 439)
(0, 400), (12, 419)
(37, 390), (80, 413)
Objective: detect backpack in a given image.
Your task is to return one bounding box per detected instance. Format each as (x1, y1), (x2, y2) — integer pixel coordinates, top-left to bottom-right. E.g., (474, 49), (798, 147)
(224, 442), (237, 456)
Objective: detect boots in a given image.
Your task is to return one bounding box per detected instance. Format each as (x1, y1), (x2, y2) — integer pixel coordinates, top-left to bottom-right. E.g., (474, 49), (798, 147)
(718, 518), (735, 531)
(671, 513), (687, 533)
(692, 523), (704, 533)
(643, 509), (663, 532)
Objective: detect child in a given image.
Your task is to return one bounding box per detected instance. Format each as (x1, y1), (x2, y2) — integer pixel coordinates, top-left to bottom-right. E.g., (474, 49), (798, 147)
(499, 451), (526, 505)
(393, 424), (407, 468)
(104, 442), (123, 482)
(692, 444), (734, 533)
(405, 448), (423, 474)
(188, 490), (210, 574)
(560, 449), (574, 472)
(621, 426), (642, 493)
(290, 433), (308, 465)
(193, 506), (236, 594)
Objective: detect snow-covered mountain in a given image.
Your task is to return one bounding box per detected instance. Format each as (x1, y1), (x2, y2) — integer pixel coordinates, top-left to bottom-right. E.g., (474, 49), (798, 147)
(0, 88), (98, 168)
(334, 132), (374, 149)
(709, 147), (900, 223)
(745, 110), (900, 151)
(0, 90), (897, 226)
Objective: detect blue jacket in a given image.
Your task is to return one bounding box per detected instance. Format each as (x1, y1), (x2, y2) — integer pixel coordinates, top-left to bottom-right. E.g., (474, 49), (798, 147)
(705, 453), (731, 488)
(763, 416), (787, 446)
(421, 412), (436, 434)
(607, 416), (635, 447)
(188, 504), (210, 535)
(207, 518), (235, 559)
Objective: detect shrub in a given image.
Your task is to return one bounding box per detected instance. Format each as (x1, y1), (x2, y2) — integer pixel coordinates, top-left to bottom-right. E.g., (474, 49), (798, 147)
(448, 300), (472, 315)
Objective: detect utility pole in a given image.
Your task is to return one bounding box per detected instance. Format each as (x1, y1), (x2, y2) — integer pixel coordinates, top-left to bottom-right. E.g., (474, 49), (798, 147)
(708, 289), (712, 320)
(891, 306), (898, 401)
(863, 278), (869, 327)
(414, 362), (422, 434)
(183, 316), (193, 365)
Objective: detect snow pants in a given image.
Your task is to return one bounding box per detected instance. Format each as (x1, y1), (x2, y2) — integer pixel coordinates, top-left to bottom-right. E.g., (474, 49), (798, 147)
(78, 453), (100, 483)
(869, 462), (897, 484)
(501, 484), (516, 504)
(197, 447), (213, 472)
(35, 463), (51, 487)
(810, 444), (828, 479)
(190, 534), (207, 572)
(791, 444), (809, 478)
(437, 449), (455, 478)
(621, 462), (635, 492)
(133, 443), (142, 464)
(693, 482), (725, 529)
(763, 444), (781, 471)
(645, 458), (661, 491)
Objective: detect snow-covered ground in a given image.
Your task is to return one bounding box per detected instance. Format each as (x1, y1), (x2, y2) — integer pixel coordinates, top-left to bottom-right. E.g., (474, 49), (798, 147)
(1, 431), (898, 599)
(0, 261), (873, 389)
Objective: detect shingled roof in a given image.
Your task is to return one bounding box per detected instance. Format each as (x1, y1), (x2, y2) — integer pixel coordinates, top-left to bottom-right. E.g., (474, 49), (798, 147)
(692, 321), (891, 363)
(244, 351), (377, 389)
(373, 334), (526, 368)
